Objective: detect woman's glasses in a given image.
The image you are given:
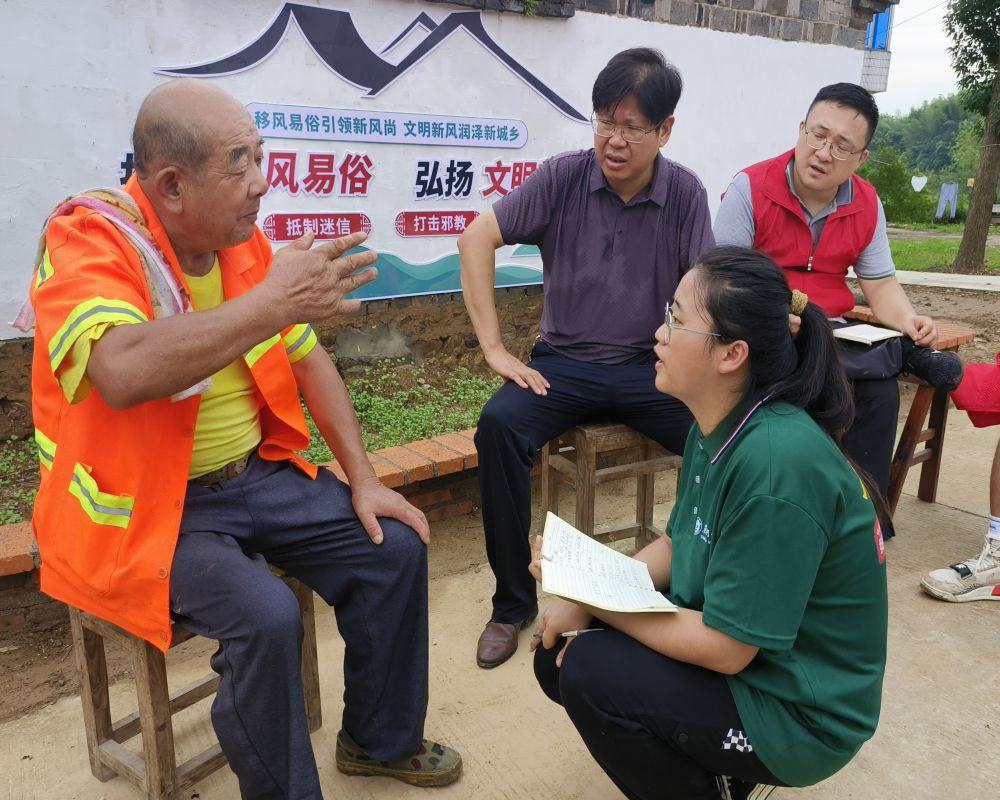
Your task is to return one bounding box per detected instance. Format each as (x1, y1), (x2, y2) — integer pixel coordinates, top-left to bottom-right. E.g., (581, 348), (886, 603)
(663, 306), (721, 344)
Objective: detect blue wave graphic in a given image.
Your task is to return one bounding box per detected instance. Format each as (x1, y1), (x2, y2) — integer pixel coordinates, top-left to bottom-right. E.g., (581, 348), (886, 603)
(512, 244), (540, 257)
(342, 246), (541, 300)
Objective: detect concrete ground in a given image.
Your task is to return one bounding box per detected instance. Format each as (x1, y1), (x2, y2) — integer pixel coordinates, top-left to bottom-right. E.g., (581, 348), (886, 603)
(1, 404), (997, 800)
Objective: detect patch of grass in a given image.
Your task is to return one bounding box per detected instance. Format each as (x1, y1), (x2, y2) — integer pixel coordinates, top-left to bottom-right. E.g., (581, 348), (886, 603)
(890, 239), (1000, 273)
(889, 222), (968, 234)
(301, 363), (501, 464)
(891, 222), (1000, 234)
(0, 437), (39, 524)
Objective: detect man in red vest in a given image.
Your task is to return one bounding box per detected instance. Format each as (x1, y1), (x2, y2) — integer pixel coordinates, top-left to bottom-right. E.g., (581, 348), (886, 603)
(28, 79), (460, 797)
(715, 83), (962, 530)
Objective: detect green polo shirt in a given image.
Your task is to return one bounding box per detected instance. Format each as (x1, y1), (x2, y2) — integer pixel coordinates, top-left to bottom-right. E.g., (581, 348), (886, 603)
(668, 398), (887, 787)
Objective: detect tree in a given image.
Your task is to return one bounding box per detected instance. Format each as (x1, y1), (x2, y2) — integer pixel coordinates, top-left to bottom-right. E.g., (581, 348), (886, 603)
(858, 147), (936, 224)
(945, 0), (1000, 273)
(869, 96), (976, 175)
(952, 117), (984, 181)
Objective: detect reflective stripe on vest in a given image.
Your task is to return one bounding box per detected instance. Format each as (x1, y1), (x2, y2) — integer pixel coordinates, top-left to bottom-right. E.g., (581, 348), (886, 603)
(35, 250), (55, 290)
(245, 333), (281, 368)
(282, 324), (315, 362)
(49, 297), (148, 371)
(35, 428), (56, 471)
(69, 463), (135, 528)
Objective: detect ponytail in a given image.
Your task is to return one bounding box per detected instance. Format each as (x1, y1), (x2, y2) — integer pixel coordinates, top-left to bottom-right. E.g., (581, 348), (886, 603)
(693, 246), (889, 521)
(768, 299), (853, 440)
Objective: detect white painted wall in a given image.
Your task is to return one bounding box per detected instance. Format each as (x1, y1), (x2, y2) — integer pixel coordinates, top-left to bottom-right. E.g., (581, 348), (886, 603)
(0, 0), (863, 336)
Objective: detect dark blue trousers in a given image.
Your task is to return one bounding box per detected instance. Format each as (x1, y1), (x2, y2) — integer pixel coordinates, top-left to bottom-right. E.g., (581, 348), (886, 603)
(534, 630), (784, 799)
(171, 454), (428, 800)
(475, 342), (693, 623)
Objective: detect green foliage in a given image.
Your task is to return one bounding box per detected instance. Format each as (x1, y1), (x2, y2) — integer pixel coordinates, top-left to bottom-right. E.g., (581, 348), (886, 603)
(951, 117), (986, 181)
(890, 238), (1000, 272)
(0, 437), (38, 524)
(300, 363), (501, 464)
(858, 148), (938, 224)
(871, 95), (977, 174)
(945, 0), (1000, 120)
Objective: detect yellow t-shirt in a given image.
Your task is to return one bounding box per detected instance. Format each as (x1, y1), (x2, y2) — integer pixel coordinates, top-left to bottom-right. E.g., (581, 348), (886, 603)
(186, 258), (262, 479)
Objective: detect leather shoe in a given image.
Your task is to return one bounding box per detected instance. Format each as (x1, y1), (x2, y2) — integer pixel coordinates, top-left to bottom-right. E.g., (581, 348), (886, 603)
(476, 606), (537, 669)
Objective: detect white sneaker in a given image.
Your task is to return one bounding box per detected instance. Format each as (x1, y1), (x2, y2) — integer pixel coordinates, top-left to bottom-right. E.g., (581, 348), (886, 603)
(920, 536), (1000, 602)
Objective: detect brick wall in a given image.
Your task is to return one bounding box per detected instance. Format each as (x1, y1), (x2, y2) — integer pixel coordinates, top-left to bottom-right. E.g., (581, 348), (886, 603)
(428, 0), (896, 49)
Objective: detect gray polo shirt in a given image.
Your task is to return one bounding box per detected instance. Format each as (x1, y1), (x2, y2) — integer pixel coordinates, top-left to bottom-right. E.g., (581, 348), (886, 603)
(493, 149), (714, 364)
(713, 161), (894, 280)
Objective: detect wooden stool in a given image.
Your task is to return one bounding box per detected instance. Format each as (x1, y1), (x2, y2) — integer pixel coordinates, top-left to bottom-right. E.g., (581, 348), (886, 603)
(68, 575), (322, 800)
(845, 307), (975, 515)
(541, 422), (682, 549)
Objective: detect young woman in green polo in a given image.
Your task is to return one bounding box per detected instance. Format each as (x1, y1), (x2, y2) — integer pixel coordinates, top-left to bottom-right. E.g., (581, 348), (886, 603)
(531, 246), (888, 800)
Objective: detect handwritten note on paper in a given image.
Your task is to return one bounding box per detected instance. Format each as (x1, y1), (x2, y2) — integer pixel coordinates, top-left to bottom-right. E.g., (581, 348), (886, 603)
(540, 512), (677, 613)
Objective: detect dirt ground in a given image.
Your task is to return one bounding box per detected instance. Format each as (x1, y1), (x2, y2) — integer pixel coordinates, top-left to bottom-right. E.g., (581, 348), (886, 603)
(2, 283), (998, 727)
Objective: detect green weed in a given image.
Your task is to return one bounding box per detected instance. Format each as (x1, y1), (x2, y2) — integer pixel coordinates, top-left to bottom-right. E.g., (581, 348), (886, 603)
(301, 364), (500, 464)
(0, 438), (38, 523)
(891, 239), (1000, 272)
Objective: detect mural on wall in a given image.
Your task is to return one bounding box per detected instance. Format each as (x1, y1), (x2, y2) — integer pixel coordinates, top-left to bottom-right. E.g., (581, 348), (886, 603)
(146, 3), (589, 300)
(157, 5), (586, 121)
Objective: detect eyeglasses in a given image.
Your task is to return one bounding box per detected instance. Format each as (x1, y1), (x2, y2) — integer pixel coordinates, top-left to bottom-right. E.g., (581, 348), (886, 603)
(664, 306), (721, 344)
(802, 129), (864, 161)
(591, 115), (661, 144)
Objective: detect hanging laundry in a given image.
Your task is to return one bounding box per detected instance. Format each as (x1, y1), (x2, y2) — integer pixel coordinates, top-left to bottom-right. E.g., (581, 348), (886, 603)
(935, 183), (958, 220)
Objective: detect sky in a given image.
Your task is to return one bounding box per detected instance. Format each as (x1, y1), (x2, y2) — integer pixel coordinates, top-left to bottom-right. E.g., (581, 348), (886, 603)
(877, 1), (959, 118)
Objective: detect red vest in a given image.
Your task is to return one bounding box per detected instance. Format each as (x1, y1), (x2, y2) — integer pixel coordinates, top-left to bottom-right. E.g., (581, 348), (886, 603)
(745, 150), (879, 317)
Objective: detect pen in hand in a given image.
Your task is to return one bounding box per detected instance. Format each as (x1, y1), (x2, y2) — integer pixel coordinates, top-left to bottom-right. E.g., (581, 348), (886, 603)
(531, 628), (602, 639)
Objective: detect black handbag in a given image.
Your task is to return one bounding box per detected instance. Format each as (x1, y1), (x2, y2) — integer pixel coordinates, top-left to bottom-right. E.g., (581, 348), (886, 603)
(830, 321), (904, 381)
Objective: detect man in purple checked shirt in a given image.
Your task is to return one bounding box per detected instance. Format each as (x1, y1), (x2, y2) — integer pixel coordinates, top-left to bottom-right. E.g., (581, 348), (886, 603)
(458, 47), (714, 670)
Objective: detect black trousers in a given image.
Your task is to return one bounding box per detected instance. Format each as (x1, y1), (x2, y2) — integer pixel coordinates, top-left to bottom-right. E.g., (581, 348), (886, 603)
(475, 342), (693, 623)
(843, 375), (899, 501)
(836, 332), (904, 538)
(534, 629), (784, 800)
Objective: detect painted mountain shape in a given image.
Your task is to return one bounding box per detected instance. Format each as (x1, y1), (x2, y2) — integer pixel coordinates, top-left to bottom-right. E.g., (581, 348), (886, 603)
(157, 4), (585, 121)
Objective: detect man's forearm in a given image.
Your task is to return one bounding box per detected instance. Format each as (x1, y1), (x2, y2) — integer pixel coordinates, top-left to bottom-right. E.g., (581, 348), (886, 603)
(87, 285), (288, 408)
(293, 347), (376, 486)
(458, 211), (506, 356)
(859, 277), (917, 331)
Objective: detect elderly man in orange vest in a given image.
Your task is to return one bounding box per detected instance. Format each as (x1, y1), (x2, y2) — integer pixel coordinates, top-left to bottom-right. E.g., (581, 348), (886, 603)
(26, 80), (461, 798)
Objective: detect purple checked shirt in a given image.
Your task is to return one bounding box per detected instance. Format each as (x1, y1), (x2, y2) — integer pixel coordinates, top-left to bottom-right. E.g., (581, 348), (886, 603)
(493, 149), (714, 364)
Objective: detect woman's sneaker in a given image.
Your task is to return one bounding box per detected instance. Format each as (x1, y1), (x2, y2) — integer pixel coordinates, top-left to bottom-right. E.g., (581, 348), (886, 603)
(900, 338), (964, 391)
(920, 535), (1000, 602)
(336, 729), (462, 787)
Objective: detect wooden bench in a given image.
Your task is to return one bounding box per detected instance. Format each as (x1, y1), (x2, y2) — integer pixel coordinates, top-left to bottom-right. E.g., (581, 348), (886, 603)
(69, 574), (321, 800)
(540, 422), (682, 549)
(844, 306), (974, 514)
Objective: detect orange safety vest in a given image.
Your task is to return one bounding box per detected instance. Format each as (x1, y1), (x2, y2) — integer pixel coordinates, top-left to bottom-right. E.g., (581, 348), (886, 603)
(30, 177), (317, 651)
